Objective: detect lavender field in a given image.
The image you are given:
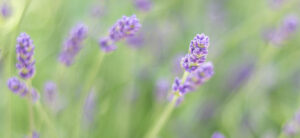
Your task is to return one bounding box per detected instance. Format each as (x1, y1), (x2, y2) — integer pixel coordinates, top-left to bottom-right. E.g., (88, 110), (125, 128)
(0, 0), (300, 137)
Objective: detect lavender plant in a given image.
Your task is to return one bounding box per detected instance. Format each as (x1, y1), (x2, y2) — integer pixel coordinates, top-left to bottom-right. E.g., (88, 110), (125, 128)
(146, 33), (214, 137)
(59, 24), (88, 66)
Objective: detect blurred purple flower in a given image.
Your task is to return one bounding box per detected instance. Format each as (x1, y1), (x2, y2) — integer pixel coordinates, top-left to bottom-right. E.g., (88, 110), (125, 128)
(0, 2), (11, 18)
(227, 61), (254, 91)
(99, 37), (117, 52)
(283, 122), (297, 136)
(26, 131), (39, 138)
(83, 90), (97, 126)
(99, 15), (141, 52)
(43, 81), (63, 111)
(155, 78), (170, 102)
(109, 15), (141, 41)
(16, 33), (35, 79)
(7, 77), (28, 95)
(59, 24), (88, 66)
(211, 132), (225, 138)
(7, 77), (38, 102)
(263, 15), (298, 46)
(126, 34), (144, 48)
(173, 62), (214, 95)
(134, 0), (152, 12)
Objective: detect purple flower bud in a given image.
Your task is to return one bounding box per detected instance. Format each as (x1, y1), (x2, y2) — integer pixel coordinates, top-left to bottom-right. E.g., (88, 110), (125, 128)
(134, 0), (152, 12)
(109, 15), (141, 41)
(181, 54), (199, 72)
(188, 62), (214, 85)
(173, 62), (214, 95)
(7, 77), (28, 95)
(172, 77), (194, 95)
(59, 24), (88, 66)
(16, 33), (35, 79)
(0, 3), (11, 18)
(211, 132), (225, 138)
(99, 37), (117, 52)
(7, 77), (38, 102)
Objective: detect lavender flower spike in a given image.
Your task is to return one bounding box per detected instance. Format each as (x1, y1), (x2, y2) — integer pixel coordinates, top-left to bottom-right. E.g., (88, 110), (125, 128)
(181, 33), (210, 72)
(16, 33), (35, 79)
(59, 23), (88, 66)
(109, 15), (141, 41)
(211, 132), (225, 138)
(99, 15), (141, 52)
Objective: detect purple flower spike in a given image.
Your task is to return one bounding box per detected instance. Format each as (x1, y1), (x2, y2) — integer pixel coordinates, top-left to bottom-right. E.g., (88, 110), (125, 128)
(211, 132), (225, 138)
(189, 33), (209, 63)
(0, 3), (11, 18)
(16, 33), (35, 79)
(99, 15), (141, 52)
(109, 15), (141, 41)
(99, 37), (117, 52)
(180, 33), (210, 72)
(7, 77), (28, 95)
(59, 23), (88, 66)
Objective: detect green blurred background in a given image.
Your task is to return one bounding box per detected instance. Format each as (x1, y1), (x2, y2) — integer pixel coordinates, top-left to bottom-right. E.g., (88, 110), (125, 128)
(0, 0), (300, 137)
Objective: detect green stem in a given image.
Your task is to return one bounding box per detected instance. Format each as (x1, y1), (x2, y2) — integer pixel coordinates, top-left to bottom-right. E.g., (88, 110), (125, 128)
(145, 95), (178, 138)
(73, 51), (105, 138)
(145, 71), (190, 138)
(36, 102), (59, 138)
(26, 79), (34, 132)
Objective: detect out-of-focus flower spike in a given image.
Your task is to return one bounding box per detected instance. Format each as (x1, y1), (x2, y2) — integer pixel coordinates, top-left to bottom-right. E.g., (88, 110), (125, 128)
(59, 23), (88, 66)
